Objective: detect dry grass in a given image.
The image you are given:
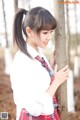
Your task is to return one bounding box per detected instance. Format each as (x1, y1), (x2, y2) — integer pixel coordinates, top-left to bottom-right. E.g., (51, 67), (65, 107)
(0, 50), (16, 120)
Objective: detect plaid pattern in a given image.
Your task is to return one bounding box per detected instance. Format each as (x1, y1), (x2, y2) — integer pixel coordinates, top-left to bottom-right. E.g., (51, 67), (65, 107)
(19, 56), (60, 120)
(19, 108), (55, 120)
(35, 56), (54, 84)
(35, 56), (59, 120)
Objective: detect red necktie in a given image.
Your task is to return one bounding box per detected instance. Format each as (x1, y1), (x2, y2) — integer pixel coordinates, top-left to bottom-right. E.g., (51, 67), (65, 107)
(35, 55), (59, 120)
(35, 56), (54, 84)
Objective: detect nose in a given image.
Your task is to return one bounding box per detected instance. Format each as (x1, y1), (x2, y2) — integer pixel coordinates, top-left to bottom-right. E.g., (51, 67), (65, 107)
(46, 38), (50, 41)
(46, 32), (52, 41)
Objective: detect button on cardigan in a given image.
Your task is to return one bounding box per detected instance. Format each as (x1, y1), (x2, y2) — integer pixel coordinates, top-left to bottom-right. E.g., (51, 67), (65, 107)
(10, 44), (54, 120)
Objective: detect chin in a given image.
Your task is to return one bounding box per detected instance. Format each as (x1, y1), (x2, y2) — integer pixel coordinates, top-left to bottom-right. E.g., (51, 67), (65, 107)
(40, 46), (46, 49)
(39, 43), (47, 49)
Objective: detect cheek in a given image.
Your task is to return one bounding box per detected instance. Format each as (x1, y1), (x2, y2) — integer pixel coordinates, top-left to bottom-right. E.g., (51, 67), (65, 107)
(38, 40), (48, 48)
(37, 40), (42, 46)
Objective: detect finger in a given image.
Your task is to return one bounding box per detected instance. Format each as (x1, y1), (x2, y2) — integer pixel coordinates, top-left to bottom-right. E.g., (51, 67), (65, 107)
(64, 69), (69, 74)
(61, 65), (68, 71)
(54, 64), (58, 73)
(65, 73), (69, 78)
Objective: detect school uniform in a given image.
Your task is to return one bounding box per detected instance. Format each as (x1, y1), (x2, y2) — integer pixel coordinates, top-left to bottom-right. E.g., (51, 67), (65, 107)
(10, 44), (59, 120)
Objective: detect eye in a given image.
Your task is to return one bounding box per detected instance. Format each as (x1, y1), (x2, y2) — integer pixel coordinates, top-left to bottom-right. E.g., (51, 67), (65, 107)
(50, 30), (53, 33)
(42, 32), (48, 34)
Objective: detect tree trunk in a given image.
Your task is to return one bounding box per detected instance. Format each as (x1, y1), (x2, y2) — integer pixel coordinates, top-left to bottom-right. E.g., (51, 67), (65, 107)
(66, 4), (75, 113)
(66, 4), (71, 68)
(2, 0), (8, 47)
(14, 0), (18, 13)
(74, 3), (78, 56)
(54, 0), (68, 120)
(74, 3), (79, 78)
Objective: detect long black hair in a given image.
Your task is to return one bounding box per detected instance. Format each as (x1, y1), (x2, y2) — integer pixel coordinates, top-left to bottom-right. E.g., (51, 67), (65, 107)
(13, 7), (57, 58)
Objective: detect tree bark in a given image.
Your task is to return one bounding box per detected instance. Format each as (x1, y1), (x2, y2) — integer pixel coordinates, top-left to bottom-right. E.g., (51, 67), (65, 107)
(54, 0), (68, 120)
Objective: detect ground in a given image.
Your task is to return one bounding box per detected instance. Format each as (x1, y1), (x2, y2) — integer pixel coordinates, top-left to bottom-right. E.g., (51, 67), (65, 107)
(0, 48), (80, 120)
(0, 48), (16, 120)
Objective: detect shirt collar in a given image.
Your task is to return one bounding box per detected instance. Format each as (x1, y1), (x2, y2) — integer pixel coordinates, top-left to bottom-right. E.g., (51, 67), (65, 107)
(27, 44), (42, 58)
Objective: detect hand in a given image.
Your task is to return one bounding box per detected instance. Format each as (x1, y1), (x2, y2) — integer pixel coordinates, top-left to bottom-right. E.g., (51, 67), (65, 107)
(54, 64), (69, 87)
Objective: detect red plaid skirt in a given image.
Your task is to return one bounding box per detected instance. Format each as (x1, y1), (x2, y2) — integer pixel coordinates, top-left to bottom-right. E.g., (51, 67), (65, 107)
(19, 96), (59, 120)
(19, 108), (59, 120)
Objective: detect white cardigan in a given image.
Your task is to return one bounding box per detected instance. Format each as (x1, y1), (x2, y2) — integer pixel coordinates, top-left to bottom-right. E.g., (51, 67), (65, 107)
(10, 44), (54, 120)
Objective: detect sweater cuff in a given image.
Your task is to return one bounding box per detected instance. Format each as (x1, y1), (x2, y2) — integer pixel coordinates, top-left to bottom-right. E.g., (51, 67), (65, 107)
(36, 92), (54, 115)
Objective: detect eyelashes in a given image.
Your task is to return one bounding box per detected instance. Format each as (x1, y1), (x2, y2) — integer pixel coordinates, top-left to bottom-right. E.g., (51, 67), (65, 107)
(42, 32), (48, 34)
(42, 31), (53, 34)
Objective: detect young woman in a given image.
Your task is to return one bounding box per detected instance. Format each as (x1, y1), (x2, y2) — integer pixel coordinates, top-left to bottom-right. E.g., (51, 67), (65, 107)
(10, 7), (69, 120)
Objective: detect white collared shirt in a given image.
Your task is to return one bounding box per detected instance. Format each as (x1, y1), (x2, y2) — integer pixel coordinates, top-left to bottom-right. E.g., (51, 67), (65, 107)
(10, 44), (54, 120)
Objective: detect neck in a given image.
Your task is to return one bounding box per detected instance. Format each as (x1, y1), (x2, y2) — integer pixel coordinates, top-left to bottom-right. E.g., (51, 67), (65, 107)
(27, 39), (38, 52)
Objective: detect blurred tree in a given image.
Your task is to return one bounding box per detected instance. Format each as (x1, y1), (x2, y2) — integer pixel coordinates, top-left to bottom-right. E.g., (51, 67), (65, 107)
(14, 0), (18, 13)
(66, 4), (71, 68)
(54, 0), (68, 120)
(26, 0), (31, 9)
(66, 4), (75, 113)
(74, 3), (78, 56)
(19, 0), (31, 10)
(74, 3), (79, 78)
(2, 0), (8, 47)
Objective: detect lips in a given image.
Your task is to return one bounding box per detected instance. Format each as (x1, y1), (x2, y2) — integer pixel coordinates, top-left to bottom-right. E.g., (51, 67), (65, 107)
(43, 42), (48, 46)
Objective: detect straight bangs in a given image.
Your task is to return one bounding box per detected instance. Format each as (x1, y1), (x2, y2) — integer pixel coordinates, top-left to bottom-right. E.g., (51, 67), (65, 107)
(35, 10), (57, 33)
(40, 19), (57, 30)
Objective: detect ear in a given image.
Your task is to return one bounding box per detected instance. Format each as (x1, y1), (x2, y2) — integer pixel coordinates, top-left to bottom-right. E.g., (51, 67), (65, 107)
(26, 27), (32, 37)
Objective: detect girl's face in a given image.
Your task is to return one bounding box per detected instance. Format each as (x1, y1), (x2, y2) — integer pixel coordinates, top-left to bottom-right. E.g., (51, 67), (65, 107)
(27, 28), (53, 50)
(38, 30), (53, 48)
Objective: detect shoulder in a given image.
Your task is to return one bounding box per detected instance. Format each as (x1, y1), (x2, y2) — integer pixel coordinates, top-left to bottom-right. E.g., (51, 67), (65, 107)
(14, 51), (32, 62)
(11, 51), (33, 69)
